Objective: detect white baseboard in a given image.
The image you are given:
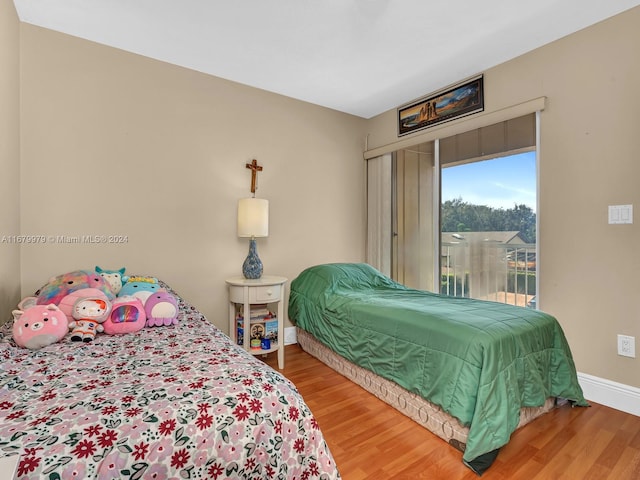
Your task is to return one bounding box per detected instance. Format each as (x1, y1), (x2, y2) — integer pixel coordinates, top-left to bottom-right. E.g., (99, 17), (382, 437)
(284, 326), (297, 345)
(577, 372), (640, 417)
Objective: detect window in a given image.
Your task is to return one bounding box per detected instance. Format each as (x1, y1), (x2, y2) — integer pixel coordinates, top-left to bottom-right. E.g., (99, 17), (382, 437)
(440, 151), (536, 307)
(371, 113), (538, 308)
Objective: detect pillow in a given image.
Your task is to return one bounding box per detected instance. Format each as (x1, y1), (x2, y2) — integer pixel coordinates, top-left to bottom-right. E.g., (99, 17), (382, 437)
(292, 263), (401, 293)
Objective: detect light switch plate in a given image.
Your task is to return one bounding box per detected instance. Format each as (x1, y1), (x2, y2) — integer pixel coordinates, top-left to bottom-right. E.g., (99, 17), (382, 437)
(608, 204), (633, 224)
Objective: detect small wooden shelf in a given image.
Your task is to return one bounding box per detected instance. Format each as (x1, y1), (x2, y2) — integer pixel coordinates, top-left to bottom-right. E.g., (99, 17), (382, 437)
(226, 275), (287, 369)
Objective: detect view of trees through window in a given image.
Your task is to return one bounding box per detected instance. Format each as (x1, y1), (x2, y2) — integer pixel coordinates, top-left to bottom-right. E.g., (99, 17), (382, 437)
(440, 151), (537, 307)
(441, 199), (536, 243)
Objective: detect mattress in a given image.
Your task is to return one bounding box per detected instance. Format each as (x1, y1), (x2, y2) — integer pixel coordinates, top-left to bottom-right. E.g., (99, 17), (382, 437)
(297, 327), (557, 452)
(0, 275), (340, 480)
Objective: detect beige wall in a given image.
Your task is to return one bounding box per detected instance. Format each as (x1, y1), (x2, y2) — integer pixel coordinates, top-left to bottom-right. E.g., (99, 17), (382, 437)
(366, 7), (640, 387)
(9, 6), (640, 389)
(19, 24), (367, 332)
(0, 1), (21, 323)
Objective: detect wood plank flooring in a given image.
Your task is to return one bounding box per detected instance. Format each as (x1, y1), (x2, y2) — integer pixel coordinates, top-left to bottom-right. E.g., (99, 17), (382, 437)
(262, 344), (640, 480)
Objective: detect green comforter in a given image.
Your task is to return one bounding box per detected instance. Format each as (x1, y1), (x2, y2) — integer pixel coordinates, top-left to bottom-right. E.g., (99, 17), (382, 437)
(289, 263), (587, 469)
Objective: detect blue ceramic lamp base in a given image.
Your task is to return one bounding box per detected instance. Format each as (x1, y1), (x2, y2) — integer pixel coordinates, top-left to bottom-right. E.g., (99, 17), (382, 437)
(242, 238), (263, 279)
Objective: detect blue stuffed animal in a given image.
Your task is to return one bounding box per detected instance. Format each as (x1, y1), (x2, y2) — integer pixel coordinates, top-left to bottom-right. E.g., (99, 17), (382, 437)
(118, 276), (160, 304)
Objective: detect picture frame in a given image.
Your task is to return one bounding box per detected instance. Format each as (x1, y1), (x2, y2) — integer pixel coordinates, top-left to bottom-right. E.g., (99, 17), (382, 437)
(398, 75), (484, 136)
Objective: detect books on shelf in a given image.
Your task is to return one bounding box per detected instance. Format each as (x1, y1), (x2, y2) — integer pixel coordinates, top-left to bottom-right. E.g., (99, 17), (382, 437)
(236, 305), (278, 346)
(264, 320), (278, 341)
(249, 304), (270, 319)
(236, 304), (276, 322)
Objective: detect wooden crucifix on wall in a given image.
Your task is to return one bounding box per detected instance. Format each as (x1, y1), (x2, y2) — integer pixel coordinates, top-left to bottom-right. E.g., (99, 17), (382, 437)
(246, 159), (263, 194)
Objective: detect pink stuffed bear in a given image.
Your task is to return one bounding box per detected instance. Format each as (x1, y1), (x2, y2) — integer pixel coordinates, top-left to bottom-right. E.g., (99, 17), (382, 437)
(69, 297), (111, 342)
(12, 304), (68, 349)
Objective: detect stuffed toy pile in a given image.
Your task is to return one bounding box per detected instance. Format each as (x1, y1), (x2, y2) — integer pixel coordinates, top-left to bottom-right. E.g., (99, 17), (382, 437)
(10, 266), (179, 349)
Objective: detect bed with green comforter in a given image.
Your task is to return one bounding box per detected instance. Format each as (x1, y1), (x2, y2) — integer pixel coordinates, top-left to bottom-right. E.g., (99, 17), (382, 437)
(288, 263), (587, 474)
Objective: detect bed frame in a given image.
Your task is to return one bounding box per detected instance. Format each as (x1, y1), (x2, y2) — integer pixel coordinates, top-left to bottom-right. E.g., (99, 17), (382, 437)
(297, 327), (557, 453)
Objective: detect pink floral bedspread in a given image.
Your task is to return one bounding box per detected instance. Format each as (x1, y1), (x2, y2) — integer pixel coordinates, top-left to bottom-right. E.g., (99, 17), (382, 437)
(0, 281), (339, 479)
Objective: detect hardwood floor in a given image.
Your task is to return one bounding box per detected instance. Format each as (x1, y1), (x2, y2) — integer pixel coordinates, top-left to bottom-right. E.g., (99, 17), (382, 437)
(262, 344), (640, 480)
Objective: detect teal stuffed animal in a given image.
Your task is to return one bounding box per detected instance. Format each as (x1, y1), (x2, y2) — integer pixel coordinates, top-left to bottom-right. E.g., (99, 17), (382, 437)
(118, 276), (160, 303)
(96, 266), (127, 295)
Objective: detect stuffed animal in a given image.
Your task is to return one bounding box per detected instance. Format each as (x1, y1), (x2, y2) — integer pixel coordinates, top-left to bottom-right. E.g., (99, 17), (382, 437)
(69, 297), (111, 342)
(118, 276), (160, 304)
(103, 296), (146, 335)
(12, 304), (68, 349)
(36, 270), (115, 306)
(144, 291), (179, 327)
(95, 266), (127, 295)
(58, 288), (110, 323)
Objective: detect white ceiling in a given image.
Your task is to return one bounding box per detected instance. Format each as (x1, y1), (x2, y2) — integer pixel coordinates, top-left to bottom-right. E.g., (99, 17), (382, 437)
(12, 0), (640, 118)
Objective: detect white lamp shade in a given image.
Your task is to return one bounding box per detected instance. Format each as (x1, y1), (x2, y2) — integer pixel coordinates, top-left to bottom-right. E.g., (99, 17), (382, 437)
(237, 198), (269, 238)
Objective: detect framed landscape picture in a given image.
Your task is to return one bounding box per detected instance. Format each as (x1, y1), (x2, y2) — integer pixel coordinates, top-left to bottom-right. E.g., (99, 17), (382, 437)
(398, 75), (484, 136)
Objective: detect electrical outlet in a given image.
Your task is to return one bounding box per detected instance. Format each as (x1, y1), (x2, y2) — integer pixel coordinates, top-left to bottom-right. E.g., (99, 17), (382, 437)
(617, 335), (636, 358)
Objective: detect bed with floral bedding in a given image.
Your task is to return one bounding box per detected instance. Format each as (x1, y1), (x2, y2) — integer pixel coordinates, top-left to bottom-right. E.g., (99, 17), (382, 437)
(0, 278), (339, 480)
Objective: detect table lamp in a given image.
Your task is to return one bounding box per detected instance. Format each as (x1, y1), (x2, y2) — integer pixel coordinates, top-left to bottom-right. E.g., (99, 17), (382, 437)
(237, 197), (269, 279)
